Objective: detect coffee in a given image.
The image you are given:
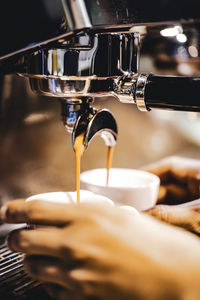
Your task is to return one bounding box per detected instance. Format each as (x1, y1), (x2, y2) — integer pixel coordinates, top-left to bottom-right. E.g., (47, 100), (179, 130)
(106, 146), (115, 185)
(73, 132), (85, 203)
(74, 134), (115, 203)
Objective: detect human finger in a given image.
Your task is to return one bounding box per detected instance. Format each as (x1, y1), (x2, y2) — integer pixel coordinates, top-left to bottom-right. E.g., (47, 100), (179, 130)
(7, 224), (100, 263)
(44, 283), (82, 300)
(1, 199), (120, 228)
(24, 256), (80, 290)
(157, 186), (167, 204)
(159, 184), (188, 205)
(0, 199), (86, 225)
(146, 205), (200, 234)
(187, 176), (200, 200)
(144, 164), (172, 183)
(7, 228), (73, 259)
(170, 169), (200, 201)
(0, 199), (26, 223)
(170, 167), (199, 183)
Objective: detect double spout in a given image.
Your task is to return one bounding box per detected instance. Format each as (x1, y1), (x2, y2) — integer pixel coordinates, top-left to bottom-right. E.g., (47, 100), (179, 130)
(61, 98), (118, 150)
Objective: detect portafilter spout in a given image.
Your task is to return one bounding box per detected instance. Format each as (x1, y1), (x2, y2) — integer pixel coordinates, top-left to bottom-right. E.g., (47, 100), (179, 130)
(72, 108), (117, 150)
(61, 97), (118, 149)
(74, 109), (117, 150)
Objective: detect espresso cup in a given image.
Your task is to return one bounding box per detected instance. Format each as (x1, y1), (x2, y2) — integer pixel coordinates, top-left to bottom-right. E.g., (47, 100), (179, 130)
(27, 190), (139, 216)
(27, 190), (114, 206)
(80, 168), (160, 211)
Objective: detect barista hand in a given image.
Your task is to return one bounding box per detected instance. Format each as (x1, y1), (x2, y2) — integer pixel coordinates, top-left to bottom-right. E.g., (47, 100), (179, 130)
(2, 200), (200, 300)
(144, 156), (200, 234)
(144, 156), (200, 205)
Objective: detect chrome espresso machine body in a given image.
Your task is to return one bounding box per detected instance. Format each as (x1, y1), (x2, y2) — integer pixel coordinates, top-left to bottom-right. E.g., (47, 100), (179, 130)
(1, 0), (200, 147)
(1, 1), (200, 299)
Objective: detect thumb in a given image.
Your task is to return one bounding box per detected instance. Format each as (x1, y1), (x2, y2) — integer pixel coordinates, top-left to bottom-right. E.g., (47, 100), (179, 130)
(146, 205), (200, 235)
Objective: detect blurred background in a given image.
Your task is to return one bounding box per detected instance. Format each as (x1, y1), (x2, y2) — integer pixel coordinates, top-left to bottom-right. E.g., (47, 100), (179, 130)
(1, 23), (200, 204)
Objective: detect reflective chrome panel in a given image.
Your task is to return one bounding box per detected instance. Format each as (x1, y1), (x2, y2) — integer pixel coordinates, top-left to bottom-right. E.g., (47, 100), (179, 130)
(20, 33), (139, 78)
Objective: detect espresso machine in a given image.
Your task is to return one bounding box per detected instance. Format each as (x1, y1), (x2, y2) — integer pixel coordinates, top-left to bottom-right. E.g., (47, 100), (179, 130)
(1, 0), (200, 299)
(2, 0), (200, 143)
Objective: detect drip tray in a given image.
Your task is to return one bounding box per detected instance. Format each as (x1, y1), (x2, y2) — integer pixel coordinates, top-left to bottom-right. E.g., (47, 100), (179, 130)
(0, 225), (52, 299)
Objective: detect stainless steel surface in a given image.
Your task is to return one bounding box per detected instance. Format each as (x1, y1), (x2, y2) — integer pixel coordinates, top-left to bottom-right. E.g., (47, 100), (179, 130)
(62, 0), (91, 30)
(113, 76), (137, 104)
(20, 33), (139, 79)
(135, 73), (150, 112)
(73, 108), (118, 149)
(1, 0), (200, 60)
(13, 15), (200, 124)
(21, 31), (140, 127)
(29, 77), (97, 98)
(61, 96), (118, 148)
(62, 98), (92, 133)
(19, 32), (138, 147)
(19, 26), (200, 117)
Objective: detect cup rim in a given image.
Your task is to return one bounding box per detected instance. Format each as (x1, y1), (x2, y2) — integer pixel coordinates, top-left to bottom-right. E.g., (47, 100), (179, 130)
(80, 168), (160, 190)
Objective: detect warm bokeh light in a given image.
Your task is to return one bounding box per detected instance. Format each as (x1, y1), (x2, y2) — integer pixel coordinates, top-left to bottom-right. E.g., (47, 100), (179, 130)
(188, 45), (199, 57)
(176, 33), (187, 43)
(160, 26), (182, 37)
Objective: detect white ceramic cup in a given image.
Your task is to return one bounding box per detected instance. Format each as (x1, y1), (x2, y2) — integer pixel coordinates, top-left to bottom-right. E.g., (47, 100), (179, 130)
(80, 168), (160, 211)
(27, 190), (114, 206)
(27, 190), (140, 216)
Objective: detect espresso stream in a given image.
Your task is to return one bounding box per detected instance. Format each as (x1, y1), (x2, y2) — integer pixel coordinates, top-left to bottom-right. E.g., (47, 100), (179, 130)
(73, 133), (85, 203)
(106, 146), (114, 185)
(74, 134), (114, 203)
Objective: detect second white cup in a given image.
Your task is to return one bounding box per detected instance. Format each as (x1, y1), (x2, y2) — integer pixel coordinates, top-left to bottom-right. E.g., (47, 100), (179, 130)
(80, 168), (160, 211)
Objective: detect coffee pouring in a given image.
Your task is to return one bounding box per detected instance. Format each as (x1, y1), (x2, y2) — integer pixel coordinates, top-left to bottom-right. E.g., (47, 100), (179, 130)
(1, 0), (200, 150)
(1, 3), (200, 299)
